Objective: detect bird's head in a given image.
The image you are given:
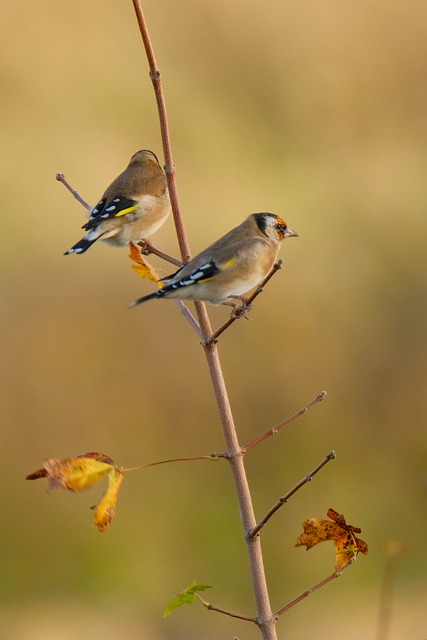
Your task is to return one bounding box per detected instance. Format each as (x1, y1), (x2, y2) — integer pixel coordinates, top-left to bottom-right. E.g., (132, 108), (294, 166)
(129, 149), (161, 166)
(253, 213), (298, 242)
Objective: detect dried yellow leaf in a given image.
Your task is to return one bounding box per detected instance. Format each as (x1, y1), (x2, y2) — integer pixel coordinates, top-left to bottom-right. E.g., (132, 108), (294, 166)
(42, 457), (113, 492)
(295, 508), (368, 570)
(93, 467), (124, 532)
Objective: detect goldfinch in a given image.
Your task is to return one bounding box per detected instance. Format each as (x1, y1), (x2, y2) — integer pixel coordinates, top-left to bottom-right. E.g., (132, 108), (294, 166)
(65, 150), (171, 254)
(131, 213), (298, 307)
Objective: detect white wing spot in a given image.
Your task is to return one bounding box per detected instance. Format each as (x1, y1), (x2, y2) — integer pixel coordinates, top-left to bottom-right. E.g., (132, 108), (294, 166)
(190, 271), (204, 280)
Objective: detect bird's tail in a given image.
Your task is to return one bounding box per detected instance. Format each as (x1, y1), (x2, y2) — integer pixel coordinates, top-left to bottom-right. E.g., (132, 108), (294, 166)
(64, 238), (97, 255)
(129, 291), (161, 308)
(64, 228), (104, 255)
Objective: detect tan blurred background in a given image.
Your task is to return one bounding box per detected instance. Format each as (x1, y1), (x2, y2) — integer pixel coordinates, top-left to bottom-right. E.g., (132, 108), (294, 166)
(1, 0), (426, 638)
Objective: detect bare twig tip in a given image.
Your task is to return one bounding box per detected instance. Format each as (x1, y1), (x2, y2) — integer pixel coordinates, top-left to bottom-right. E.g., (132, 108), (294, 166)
(56, 172), (64, 181)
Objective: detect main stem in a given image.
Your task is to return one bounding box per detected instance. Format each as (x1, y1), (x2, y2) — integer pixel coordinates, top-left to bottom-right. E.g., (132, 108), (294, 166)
(131, 2), (277, 637)
(202, 340), (278, 639)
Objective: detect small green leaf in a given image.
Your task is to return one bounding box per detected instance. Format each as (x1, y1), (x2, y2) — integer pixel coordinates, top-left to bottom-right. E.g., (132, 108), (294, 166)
(187, 583), (214, 595)
(163, 582), (214, 617)
(163, 592), (195, 617)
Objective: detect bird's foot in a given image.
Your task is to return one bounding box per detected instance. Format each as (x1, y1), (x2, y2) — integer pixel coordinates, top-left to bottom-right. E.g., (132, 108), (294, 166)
(226, 296), (253, 320)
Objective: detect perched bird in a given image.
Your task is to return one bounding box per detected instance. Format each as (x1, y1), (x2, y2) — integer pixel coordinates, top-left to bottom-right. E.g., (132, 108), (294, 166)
(65, 150), (171, 254)
(131, 213), (298, 308)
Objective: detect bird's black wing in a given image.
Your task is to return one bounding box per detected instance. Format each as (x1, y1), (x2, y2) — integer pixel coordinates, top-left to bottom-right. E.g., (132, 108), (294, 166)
(83, 195), (139, 229)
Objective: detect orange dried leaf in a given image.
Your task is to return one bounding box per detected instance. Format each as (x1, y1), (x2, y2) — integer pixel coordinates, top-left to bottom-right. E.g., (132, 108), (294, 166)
(131, 262), (160, 282)
(129, 241), (144, 264)
(129, 242), (160, 282)
(296, 508), (368, 570)
(92, 467), (124, 532)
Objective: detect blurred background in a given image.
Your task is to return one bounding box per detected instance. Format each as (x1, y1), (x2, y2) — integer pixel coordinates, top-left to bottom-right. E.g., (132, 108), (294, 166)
(1, 0), (426, 638)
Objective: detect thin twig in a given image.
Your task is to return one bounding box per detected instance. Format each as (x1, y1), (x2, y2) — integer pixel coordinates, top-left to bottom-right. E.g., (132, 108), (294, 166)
(242, 390), (327, 453)
(123, 453), (219, 473)
(131, 0), (191, 264)
(56, 172), (91, 210)
(174, 300), (202, 337)
(273, 559), (354, 618)
(203, 261), (283, 347)
(137, 239), (182, 267)
(247, 451), (336, 539)
(198, 595), (256, 623)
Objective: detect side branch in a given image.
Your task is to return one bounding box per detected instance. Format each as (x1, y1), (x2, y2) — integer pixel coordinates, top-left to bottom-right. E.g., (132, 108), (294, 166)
(273, 559), (354, 618)
(203, 261), (283, 347)
(247, 451), (336, 539)
(174, 300), (202, 337)
(123, 453), (220, 473)
(242, 390), (327, 453)
(137, 239), (182, 267)
(56, 172), (91, 210)
(199, 596), (256, 623)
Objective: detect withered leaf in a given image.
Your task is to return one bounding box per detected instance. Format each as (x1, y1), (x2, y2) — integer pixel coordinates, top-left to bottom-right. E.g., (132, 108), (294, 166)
(129, 242), (160, 282)
(26, 452), (124, 532)
(295, 507), (368, 570)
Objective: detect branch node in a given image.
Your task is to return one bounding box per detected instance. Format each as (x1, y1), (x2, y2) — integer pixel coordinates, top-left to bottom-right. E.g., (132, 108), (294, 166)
(164, 163), (175, 174)
(202, 335), (218, 349)
(149, 69), (161, 80)
(136, 239), (182, 267)
(209, 451), (227, 459)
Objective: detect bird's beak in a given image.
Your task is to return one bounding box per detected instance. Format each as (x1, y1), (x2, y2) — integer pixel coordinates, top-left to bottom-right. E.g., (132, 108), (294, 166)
(284, 227), (298, 238)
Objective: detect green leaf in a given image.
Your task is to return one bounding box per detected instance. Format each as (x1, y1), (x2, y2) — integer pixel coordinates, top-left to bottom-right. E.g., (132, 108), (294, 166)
(163, 582), (214, 617)
(187, 583), (214, 595)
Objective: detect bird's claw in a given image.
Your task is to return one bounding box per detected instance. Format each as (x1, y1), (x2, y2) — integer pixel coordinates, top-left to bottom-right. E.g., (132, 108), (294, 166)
(229, 297), (253, 320)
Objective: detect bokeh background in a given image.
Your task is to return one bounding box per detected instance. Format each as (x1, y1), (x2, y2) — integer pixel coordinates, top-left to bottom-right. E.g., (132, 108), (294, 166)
(1, 0), (426, 638)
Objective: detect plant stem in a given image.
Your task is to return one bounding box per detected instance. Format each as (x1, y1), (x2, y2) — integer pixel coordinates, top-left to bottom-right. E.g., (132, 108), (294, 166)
(242, 390), (327, 453)
(123, 454), (220, 473)
(131, 2), (278, 637)
(273, 559), (354, 617)
(198, 595), (256, 623)
(131, 0), (190, 264)
(247, 451), (336, 539)
(202, 344), (278, 638)
(56, 172), (91, 210)
(137, 239), (182, 267)
(203, 261), (284, 347)
(274, 558), (355, 617)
